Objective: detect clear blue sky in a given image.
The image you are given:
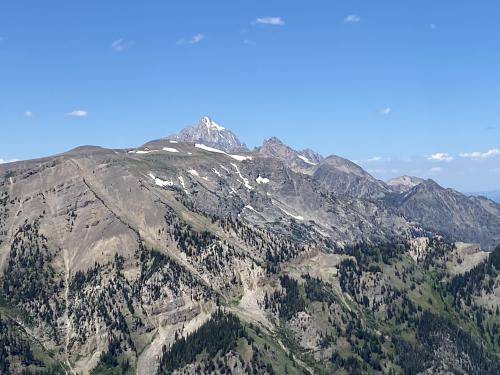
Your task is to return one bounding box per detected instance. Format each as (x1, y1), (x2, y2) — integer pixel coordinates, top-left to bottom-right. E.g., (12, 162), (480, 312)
(1, 1), (499, 191)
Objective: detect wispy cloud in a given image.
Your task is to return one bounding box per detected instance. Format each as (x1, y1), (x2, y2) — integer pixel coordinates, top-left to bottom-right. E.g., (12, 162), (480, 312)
(429, 24), (437, 30)
(177, 33), (206, 45)
(25, 111), (33, 118)
(111, 39), (134, 52)
(365, 156), (391, 163)
(0, 36), (4, 42)
(66, 110), (88, 117)
(428, 152), (453, 162)
(255, 17), (285, 26)
(429, 166), (443, 175)
(344, 15), (361, 23)
(378, 107), (392, 115)
(459, 149), (500, 159)
(0, 158), (19, 164)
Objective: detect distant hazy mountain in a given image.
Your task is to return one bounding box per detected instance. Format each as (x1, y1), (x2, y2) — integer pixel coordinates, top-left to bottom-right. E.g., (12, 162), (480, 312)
(1, 117), (500, 374)
(466, 190), (500, 203)
(389, 179), (500, 246)
(387, 175), (425, 193)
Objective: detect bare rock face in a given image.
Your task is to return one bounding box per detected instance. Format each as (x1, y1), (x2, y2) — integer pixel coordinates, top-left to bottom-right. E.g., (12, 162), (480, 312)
(392, 179), (500, 247)
(387, 175), (424, 193)
(313, 155), (391, 199)
(166, 116), (248, 153)
(257, 137), (323, 174)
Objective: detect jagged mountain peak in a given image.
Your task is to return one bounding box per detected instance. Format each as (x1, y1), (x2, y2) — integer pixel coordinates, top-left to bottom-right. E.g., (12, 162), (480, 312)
(167, 116), (247, 152)
(300, 148), (324, 165)
(259, 136), (289, 154)
(258, 137), (323, 170)
(199, 116), (225, 131)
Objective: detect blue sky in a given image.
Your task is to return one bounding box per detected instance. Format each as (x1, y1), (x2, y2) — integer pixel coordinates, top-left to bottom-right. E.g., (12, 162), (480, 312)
(0, 0), (499, 192)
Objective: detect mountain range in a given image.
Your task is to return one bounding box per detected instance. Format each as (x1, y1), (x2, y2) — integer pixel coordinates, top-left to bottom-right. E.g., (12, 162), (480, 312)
(0, 116), (499, 374)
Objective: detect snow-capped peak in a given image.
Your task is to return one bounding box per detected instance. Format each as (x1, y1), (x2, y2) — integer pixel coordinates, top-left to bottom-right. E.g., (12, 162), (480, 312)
(166, 116), (247, 153)
(200, 116), (225, 131)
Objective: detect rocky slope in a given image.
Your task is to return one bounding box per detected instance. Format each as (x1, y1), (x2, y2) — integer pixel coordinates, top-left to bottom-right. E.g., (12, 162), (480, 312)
(0, 117), (499, 374)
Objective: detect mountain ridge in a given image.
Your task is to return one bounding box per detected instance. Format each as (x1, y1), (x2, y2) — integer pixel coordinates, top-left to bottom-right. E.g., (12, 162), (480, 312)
(1, 116), (500, 374)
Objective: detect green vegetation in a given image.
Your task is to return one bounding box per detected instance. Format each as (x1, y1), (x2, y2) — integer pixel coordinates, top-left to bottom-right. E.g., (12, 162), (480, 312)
(157, 310), (248, 374)
(264, 275), (305, 320)
(91, 337), (132, 375)
(0, 312), (64, 374)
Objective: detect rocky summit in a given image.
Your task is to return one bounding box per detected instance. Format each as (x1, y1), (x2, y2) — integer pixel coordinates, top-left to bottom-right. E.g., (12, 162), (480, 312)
(166, 116), (248, 153)
(0, 117), (499, 374)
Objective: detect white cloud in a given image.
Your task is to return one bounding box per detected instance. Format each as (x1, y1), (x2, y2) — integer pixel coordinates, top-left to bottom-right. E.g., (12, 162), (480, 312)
(429, 167), (443, 175)
(66, 110), (88, 117)
(378, 107), (391, 115)
(459, 149), (500, 159)
(177, 33), (206, 45)
(428, 152), (453, 162)
(255, 17), (285, 26)
(111, 39), (134, 52)
(25, 111), (33, 118)
(344, 15), (361, 23)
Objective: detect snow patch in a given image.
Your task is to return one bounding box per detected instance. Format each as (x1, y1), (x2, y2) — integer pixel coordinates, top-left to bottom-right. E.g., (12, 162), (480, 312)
(178, 176), (188, 194)
(195, 143), (225, 154)
(244, 205), (257, 212)
(230, 154), (252, 161)
(188, 169), (199, 177)
(256, 175), (270, 184)
(162, 147), (179, 153)
(149, 173), (173, 187)
(231, 163), (253, 190)
(298, 155), (317, 165)
(169, 140), (178, 143)
(195, 143), (252, 162)
(212, 168), (221, 177)
(278, 206), (304, 221)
